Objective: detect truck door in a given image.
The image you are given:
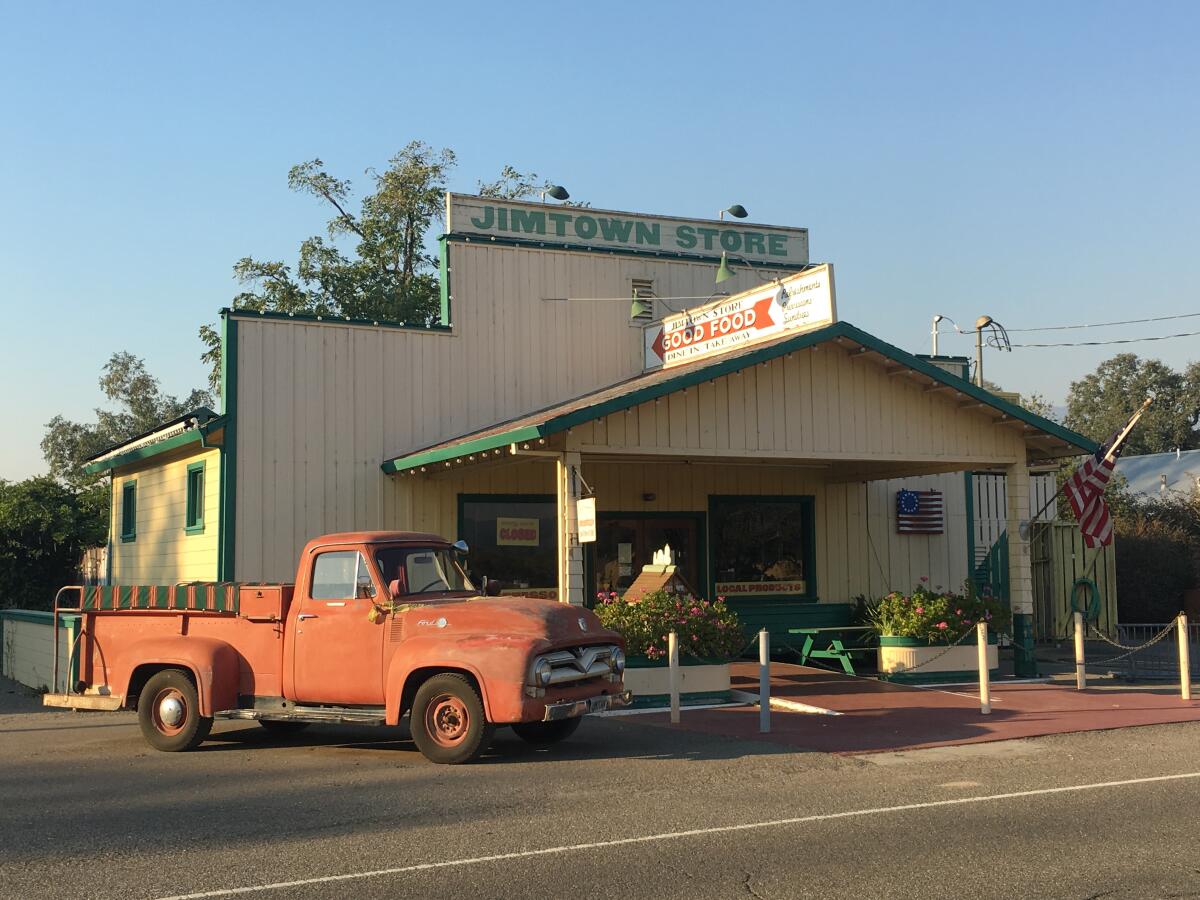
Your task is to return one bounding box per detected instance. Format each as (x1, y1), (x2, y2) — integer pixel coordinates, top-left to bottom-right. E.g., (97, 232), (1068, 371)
(293, 549), (385, 705)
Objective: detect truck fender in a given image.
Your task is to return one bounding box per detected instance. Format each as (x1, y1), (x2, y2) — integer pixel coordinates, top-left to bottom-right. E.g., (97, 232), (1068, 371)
(114, 636), (241, 717)
(384, 650), (493, 727)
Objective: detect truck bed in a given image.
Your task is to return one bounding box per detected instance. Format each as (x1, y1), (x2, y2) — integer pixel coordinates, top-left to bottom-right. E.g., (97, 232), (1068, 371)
(59, 583), (296, 703)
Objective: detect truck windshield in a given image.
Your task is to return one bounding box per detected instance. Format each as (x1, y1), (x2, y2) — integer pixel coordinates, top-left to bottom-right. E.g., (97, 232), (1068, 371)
(376, 547), (475, 598)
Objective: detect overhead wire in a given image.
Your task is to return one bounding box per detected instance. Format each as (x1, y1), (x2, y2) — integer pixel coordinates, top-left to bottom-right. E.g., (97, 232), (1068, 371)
(1009, 330), (1200, 348)
(1005, 310), (1200, 332)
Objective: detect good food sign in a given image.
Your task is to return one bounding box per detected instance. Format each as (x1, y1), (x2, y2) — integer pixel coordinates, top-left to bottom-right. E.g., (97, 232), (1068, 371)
(643, 265), (836, 371)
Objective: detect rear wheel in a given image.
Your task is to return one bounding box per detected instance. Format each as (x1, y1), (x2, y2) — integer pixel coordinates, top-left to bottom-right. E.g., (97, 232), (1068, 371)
(258, 720), (310, 736)
(137, 669), (212, 752)
(410, 673), (494, 764)
(512, 716), (582, 746)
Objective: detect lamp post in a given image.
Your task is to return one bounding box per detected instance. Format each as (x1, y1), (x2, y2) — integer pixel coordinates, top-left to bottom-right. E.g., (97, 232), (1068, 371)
(719, 204), (748, 221)
(974, 315), (993, 387)
(540, 184), (570, 203)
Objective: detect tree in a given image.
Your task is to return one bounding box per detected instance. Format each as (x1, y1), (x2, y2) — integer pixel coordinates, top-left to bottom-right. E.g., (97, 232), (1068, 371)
(200, 150), (578, 394)
(1065, 354), (1200, 454)
(0, 477), (108, 609)
(42, 353), (212, 487)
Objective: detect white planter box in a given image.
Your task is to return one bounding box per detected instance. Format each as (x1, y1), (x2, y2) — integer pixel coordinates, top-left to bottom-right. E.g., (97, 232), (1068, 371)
(878, 640), (998, 683)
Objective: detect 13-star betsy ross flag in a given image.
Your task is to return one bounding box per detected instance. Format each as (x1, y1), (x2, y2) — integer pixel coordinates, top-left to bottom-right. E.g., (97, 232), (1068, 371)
(1063, 401), (1149, 548)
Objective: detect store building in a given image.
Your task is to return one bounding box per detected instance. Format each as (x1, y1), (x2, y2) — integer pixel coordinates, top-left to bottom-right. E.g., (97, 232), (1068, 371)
(85, 194), (1098, 673)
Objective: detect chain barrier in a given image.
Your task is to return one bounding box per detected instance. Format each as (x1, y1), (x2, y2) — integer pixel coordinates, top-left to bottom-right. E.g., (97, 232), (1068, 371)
(1083, 620), (1177, 667)
(676, 630), (763, 663)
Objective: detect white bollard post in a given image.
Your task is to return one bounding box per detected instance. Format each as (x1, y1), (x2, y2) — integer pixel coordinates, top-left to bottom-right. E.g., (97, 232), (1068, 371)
(1074, 611), (1086, 691)
(669, 630), (680, 723)
(977, 622), (991, 715)
(759, 628), (771, 733)
(1178, 614), (1192, 702)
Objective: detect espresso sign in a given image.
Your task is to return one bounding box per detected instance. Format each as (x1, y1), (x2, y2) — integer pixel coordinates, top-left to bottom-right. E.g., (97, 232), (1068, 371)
(643, 265), (836, 370)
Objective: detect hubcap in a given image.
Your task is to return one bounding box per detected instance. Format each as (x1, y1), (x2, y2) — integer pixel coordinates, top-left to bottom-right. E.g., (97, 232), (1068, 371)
(152, 688), (187, 735)
(425, 693), (470, 748)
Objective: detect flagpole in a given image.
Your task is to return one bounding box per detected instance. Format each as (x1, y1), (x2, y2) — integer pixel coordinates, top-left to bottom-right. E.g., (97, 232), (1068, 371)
(1024, 396), (1153, 527)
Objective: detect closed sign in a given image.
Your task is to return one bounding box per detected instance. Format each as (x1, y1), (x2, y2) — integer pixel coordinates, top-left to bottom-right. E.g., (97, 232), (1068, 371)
(497, 517), (540, 547)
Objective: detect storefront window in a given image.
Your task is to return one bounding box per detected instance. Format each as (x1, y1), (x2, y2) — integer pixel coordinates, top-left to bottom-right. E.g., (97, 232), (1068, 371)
(458, 495), (558, 600)
(709, 496), (814, 599)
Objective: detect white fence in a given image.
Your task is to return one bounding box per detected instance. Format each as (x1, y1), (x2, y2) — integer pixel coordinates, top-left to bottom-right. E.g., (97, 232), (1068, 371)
(0, 611), (76, 692)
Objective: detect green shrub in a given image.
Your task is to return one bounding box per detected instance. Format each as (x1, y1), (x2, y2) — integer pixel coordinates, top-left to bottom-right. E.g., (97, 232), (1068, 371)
(866, 578), (1011, 643)
(594, 589), (746, 661)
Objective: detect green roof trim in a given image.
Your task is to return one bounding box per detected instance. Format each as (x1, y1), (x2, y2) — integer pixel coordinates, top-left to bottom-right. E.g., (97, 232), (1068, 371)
(83, 415), (227, 475)
(222, 307), (453, 332)
(380, 321), (1097, 475)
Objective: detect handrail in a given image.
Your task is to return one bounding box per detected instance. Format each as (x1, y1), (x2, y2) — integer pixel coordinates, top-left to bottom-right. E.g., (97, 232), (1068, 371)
(51, 586), (84, 697)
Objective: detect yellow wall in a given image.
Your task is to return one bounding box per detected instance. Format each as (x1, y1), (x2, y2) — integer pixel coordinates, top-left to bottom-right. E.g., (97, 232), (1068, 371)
(110, 447), (220, 583)
(398, 460), (977, 606)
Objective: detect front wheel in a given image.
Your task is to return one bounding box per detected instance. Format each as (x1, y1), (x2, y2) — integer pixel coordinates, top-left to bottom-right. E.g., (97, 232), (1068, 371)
(410, 674), (494, 764)
(137, 669), (212, 752)
(512, 716), (582, 746)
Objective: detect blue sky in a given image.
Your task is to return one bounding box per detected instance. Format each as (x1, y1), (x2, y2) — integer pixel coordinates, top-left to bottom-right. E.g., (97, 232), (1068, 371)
(2, 1), (1198, 480)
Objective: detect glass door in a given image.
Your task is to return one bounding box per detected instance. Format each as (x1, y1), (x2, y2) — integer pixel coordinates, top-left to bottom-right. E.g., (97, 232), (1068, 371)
(592, 514), (704, 599)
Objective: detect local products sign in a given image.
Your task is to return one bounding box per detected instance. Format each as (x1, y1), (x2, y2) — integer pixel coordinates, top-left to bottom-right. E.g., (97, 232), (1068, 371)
(496, 517), (539, 547)
(715, 580), (807, 597)
(643, 265), (836, 370)
(446, 193), (809, 266)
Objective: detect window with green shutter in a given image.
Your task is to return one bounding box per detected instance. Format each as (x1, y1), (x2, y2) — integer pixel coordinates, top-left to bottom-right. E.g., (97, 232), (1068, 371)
(120, 481), (137, 542)
(185, 462), (205, 533)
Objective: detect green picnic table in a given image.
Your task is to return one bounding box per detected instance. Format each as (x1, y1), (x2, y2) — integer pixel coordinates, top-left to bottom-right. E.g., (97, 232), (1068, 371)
(786, 626), (876, 675)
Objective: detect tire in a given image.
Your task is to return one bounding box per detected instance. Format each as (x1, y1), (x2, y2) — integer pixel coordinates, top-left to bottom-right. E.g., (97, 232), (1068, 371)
(137, 669), (212, 752)
(410, 673), (494, 764)
(511, 716), (582, 747)
(258, 720), (310, 735)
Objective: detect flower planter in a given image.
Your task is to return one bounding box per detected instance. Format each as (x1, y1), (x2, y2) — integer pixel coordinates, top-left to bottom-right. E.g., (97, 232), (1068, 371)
(877, 634), (998, 684)
(623, 656), (732, 708)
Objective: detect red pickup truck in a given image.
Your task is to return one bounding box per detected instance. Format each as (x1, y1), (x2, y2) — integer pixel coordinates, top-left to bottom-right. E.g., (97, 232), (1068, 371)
(44, 531), (630, 764)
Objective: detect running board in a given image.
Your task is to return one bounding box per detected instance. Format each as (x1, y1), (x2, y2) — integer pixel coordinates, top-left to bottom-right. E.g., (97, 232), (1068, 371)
(218, 706), (388, 726)
(43, 693), (123, 711)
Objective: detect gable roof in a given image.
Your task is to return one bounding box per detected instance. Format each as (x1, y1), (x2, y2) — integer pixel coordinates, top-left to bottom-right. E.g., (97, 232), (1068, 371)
(83, 407), (226, 475)
(381, 321), (1096, 475)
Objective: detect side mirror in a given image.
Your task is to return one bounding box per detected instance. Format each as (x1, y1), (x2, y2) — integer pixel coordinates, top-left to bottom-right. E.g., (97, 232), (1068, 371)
(452, 539), (469, 554)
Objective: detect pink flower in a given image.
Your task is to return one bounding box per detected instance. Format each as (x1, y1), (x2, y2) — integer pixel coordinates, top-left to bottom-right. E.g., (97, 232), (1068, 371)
(690, 606), (702, 615)
(955, 609), (962, 615)
(936, 621), (948, 630)
(915, 607), (924, 615)
(717, 595), (726, 602)
(609, 591), (619, 599)
(963, 619), (972, 626)
(920, 576), (929, 583)
(692, 634), (699, 641)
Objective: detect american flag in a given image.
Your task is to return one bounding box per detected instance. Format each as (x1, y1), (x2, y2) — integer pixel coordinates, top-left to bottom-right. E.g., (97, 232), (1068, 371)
(896, 489), (944, 534)
(1064, 405), (1145, 548)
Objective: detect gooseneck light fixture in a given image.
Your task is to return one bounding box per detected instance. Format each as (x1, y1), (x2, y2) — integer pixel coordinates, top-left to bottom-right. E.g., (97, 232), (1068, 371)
(719, 204), (749, 220)
(540, 184), (570, 202)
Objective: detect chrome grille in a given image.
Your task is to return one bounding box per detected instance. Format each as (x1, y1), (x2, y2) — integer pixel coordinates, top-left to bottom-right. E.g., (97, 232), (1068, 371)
(533, 645), (619, 686)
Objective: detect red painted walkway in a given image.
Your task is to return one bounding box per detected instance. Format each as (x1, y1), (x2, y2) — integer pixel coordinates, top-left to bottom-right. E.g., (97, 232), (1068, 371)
(630, 663), (1200, 753)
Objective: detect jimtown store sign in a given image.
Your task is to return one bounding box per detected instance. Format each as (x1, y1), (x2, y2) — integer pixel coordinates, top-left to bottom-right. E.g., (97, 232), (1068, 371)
(446, 194), (810, 266)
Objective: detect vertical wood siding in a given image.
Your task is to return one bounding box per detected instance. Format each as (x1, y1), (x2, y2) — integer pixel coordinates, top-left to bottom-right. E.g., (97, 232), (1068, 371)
(233, 246), (794, 581)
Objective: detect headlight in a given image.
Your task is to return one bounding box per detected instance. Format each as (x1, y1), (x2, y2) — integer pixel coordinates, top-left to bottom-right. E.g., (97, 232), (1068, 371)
(534, 659), (553, 686)
(610, 647), (626, 674)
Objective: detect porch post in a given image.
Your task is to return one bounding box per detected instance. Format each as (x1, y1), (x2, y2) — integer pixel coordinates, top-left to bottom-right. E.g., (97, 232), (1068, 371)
(556, 451), (585, 606)
(1005, 460), (1038, 677)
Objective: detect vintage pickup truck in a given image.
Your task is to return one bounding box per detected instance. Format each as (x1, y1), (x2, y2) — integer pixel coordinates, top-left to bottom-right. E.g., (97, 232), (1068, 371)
(43, 531), (630, 764)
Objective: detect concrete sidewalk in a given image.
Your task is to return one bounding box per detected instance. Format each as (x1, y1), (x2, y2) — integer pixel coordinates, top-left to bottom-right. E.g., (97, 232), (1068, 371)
(627, 662), (1200, 753)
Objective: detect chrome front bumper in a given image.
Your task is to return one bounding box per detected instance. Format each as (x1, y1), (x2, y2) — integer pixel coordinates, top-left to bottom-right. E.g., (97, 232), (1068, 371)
(543, 690), (632, 721)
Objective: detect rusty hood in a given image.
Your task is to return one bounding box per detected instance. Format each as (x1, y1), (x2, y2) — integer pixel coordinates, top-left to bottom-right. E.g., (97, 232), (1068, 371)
(395, 595), (621, 648)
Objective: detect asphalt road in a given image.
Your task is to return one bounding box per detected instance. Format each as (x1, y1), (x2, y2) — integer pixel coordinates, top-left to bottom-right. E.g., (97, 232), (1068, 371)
(2, 677), (1200, 900)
